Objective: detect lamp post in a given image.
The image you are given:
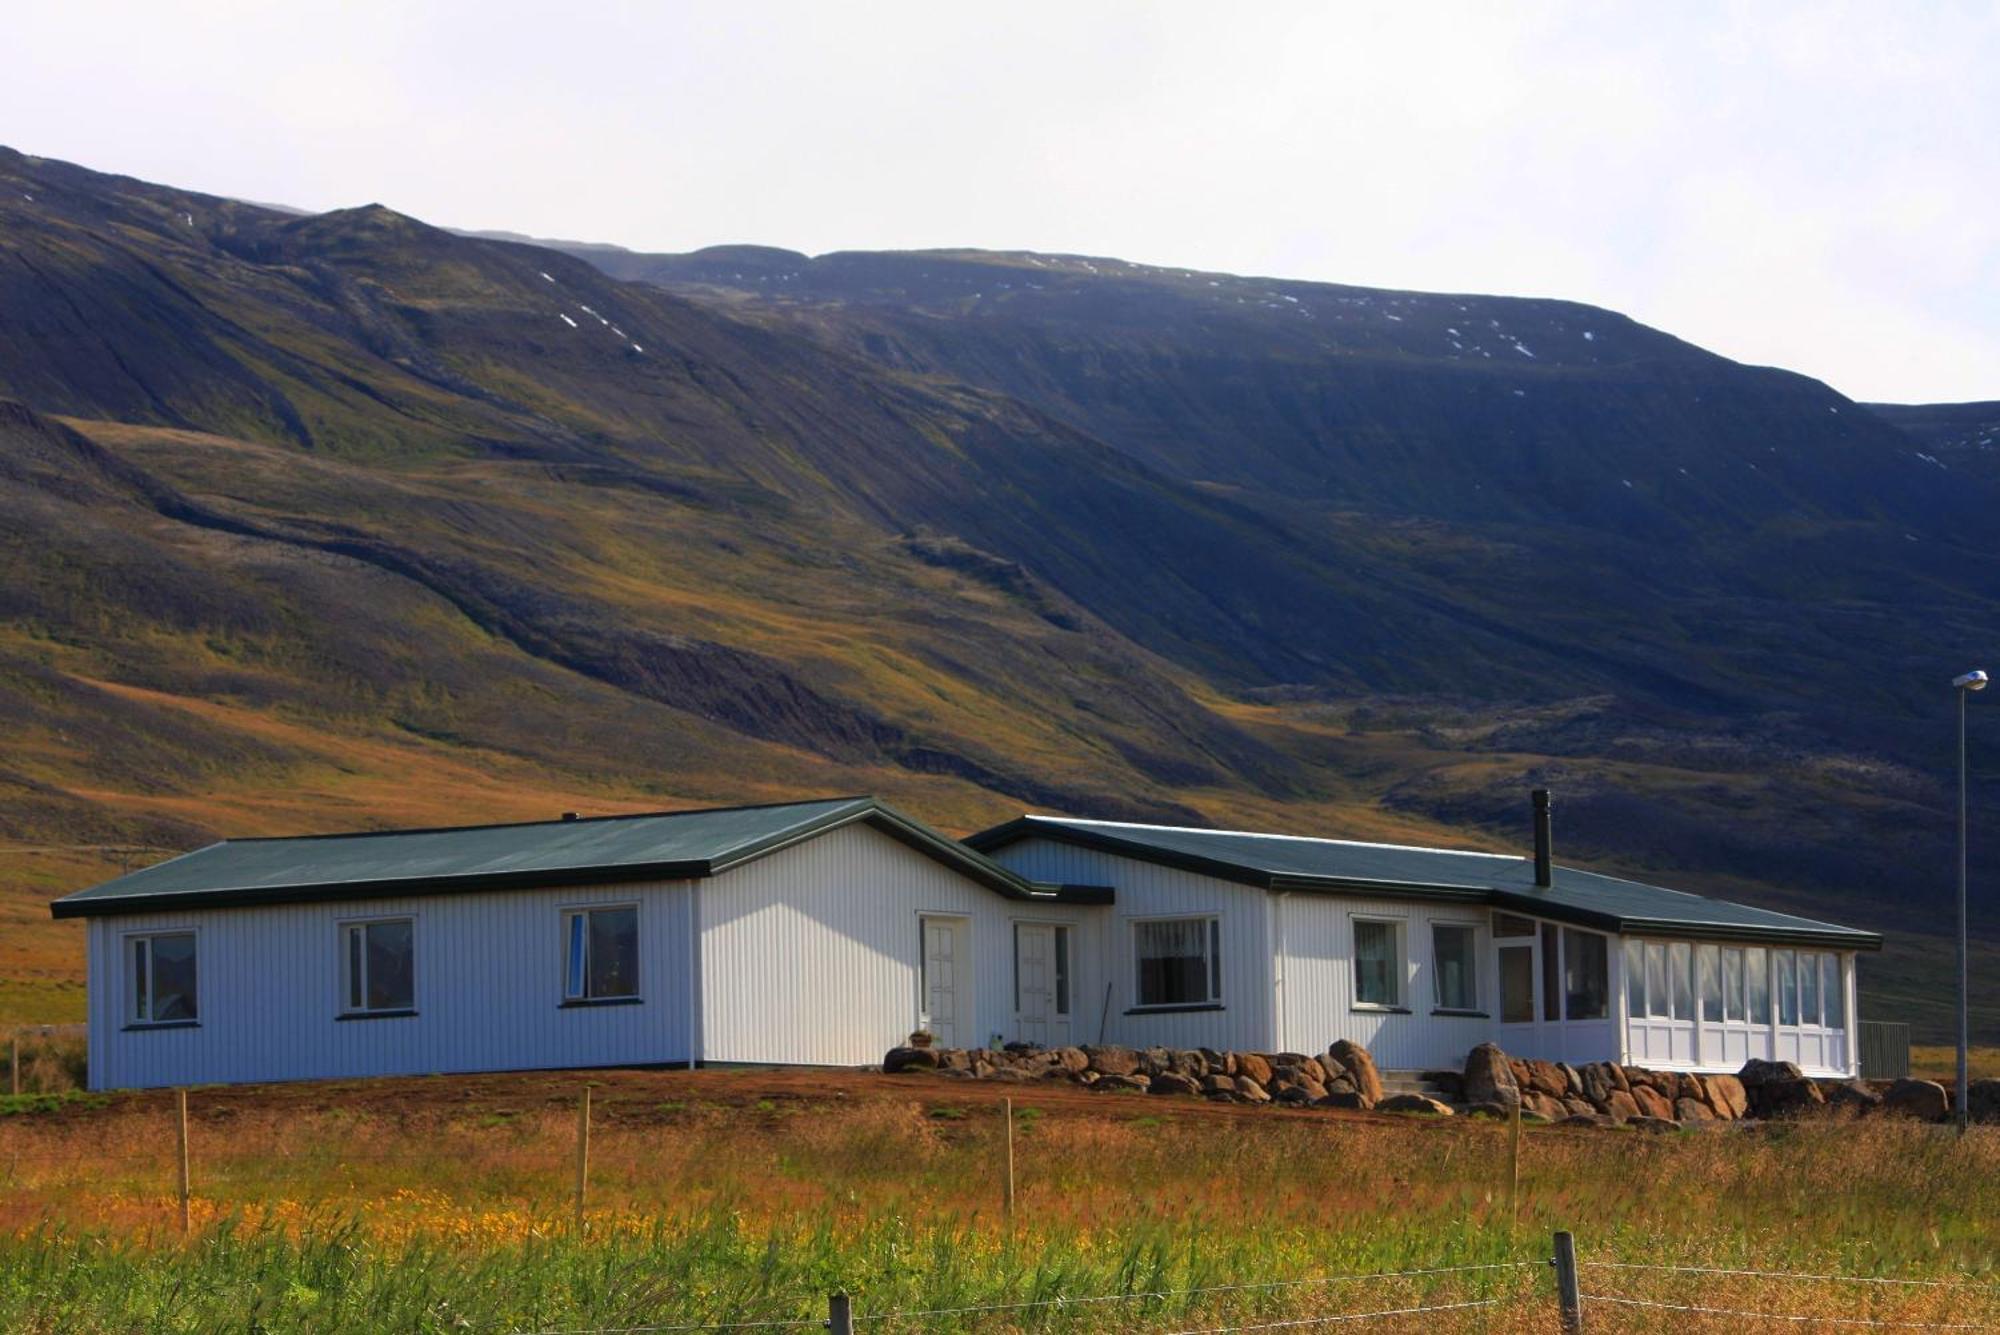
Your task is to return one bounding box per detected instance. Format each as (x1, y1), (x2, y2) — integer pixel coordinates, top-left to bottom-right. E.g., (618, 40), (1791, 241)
(1952, 669), (1987, 1133)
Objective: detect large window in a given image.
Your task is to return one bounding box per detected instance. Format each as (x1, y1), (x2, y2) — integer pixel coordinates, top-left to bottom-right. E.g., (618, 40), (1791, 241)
(1624, 939), (1645, 1016)
(564, 905), (639, 1002)
(130, 932), (198, 1025)
(1776, 950), (1798, 1026)
(1822, 954), (1846, 1028)
(1746, 947), (1771, 1024)
(1353, 919), (1404, 1008)
(342, 918), (414, 1015)
(1135, 917), (1220, 1008)
(1563, 928), (1609, 1020)
(1722, 947), (1746, 1022)
(1698, 944), (1722, 1023)
(1644, 943), (1671, 1019)
(1432, 923), (1479, 1011)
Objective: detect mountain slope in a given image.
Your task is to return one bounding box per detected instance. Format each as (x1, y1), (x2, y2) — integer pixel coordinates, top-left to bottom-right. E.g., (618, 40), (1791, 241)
(0, 148), (1995, 1042)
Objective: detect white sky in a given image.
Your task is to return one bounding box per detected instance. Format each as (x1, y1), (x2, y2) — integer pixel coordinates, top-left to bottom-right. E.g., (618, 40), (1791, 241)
(7, 1), (1996, 403)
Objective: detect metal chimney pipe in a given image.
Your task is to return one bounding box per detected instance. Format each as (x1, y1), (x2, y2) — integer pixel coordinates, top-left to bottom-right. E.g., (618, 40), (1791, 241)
(1532, 789), (1552, 888)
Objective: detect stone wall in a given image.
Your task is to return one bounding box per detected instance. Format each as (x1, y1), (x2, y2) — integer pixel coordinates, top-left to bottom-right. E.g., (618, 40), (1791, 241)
(884, 1039), (2000, 1128)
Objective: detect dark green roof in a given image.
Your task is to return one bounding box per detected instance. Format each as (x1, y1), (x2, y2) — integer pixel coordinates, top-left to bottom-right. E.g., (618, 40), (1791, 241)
(966, 816), (1881, 950)
(52, 797), (1104, 919)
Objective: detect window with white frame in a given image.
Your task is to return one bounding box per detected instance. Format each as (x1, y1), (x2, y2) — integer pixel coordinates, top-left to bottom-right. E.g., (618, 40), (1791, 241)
(1135, 917), (1220, 1008)
(341, 918), (415, 1015)
(129, 932), (198, 1025)
(1632, 939), (1698, 1021)
(1431, 922), (1479, 1011)
(1746, 947), (1771, 1024)
(1698, 943), (1722, 1023)
(1776, 949), (1799, 1025)
(1822, 954), (1846, 1029)
(1722, 947), (1746, 1022)
(563, 905), (639, 1002)
(1353, 918), (1404, 1008)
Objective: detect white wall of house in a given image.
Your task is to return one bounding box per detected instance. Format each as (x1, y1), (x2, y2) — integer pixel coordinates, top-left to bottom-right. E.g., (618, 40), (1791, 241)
(987, 838), (1277, 1051)
(85, 879), (694, 1091)
(698, 823), (1099, 1065)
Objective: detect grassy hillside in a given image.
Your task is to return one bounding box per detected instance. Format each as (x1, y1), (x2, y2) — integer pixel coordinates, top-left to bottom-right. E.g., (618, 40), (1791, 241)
(1, 146), (1996, 1041)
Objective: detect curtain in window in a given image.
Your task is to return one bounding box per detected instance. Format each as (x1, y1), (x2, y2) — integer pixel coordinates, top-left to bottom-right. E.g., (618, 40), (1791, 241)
(1355, 920), (1398, 1007)
(1137, 919), (1212, 1006)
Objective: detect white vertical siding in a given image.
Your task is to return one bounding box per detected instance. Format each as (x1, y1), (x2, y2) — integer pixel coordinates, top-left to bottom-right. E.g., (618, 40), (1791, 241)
(1277, 893), (1497, 1069)
(89, 880), (694, 1091)
(698, 823), (1098, 1065)
(985, 838), (1275, 1051)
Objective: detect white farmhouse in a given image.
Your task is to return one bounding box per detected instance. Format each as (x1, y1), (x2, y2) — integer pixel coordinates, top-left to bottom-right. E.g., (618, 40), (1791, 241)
(53, 791), (1879, 1091)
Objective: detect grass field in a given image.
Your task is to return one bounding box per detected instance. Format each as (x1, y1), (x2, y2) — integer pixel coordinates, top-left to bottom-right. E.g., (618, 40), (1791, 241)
(1, 1068), (1996, 1332)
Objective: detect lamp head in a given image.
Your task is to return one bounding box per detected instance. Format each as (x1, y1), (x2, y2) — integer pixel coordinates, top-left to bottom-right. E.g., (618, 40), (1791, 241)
(1955, 669), (1990, 692)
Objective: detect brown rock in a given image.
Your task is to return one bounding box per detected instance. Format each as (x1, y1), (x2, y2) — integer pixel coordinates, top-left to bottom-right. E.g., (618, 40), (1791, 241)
(1882, 1078), (1949, 1122)
(1604, 1090), (1641, 1122)
(987, 1067), (1034, 1083)
(1630, 1084), (1675, 1121)
(1738, 1058), (1803, 1088)
(1377, 1093), (1455, 1116)
(1234, 1076), (1272, 1103)
(1297, 1057), (1328, 1084)
(1174, 1050), (1208, 1079)
(1329, 1040), (1385, 1105)
(1705, 1074), (1748, 1119)
(1149, 1071), (1201, 1096)
(1761, 1077), (1827, 1117)
(1273, 1052), (1312, 1068)
(1052, 1047), (1090, 1074)
(1509, 1058), (1533, 1089)
(1076, 1070), (1101, 1086)
(1579, 1062), (1618, 1107)
(1968, 1078), (2000, 1124)
(1086, 1046), (1142, 1077)
(1675, 1097), (1715, 1122)
(1201, 1073), (1236, 1096)
(1096, 1072), (1150, 1092)
(884, 1046), (939, 1073)
(1235, 1052), (1274, 1085)
(1525, 1061), (1569, 1098)
(1273, 1084), (1317, 1106)
(1558, 1063), (1584, 1097)
(1825, 1080), (1883, 1113)
(1325, 1074), (1358, 1096)
(1317, 1089), (1369, 1110)
(1464, 1044), (1521, 1107)
(1562, 1096), (1596, 1118)
(938, 1049), (973, 1071)
(1320, 1052), (1350, 1082)
(1523, 1091), (1567, 1121)
(1141, 1047), (1174, 1077)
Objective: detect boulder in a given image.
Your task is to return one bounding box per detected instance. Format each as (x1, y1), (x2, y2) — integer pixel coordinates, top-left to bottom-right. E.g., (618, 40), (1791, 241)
(1052, 1047), (1090, 1074)
(1524, 1060), (1569, 1099)
(1559, 1112), (1617, 1128)
(1675, 1097), (1715, 1123)
(1464, 1044), (1521, 1108)
(938, 1048), (973, 1071)
(1297, 1057), (1329, 1084)
(1705, 1074), (1748, 1120)
(1175, 1050), (1209, 1080)
(1562, 1096), (1597, 1118)
(883, 1046), (939, 1073)
(1085, 1045), (1142, 1078)
(1273, 1052), (1313, 1068)
(1630, 1084), (1675, 1121)
(1739, 1058), (1804, 1089)
(1320, 1052), (1350, 1082)
(1421, 1070), (1466, 1102)
(1523, 1091), (1567, 1122)
(1824, 1080), (1883, 1113)
(1141, 1047), (1175, 1077)
(1077, 1070), (1101, 1086)
(1096, 1072), (1151, 1092)
(1557, 1063), (1585, 1097)
(1760, 1077), (1827, 1117)
(1149, 1071), (1201, 1097)
(1201, 1073), (1237, 1096)
(1376, 1093), (1455, 1116)
(1234, 1076), (1272, 1103)
(1604, 1090), (1641, 1122)
(987, 1066), (1035, 1083)
(1273, 1084), (1317, 1106)
(1579, 1062), (1619, 1107)
(1882, 1078), (1949, 1122)
(1325, 1074), (1358, 1096)
(1328, 1040), (1384, 1105)
(1969, 1078), (2000, 1124)
(1235, 1052), (1274, 1085)
(1317, 1089), (1370, 1111)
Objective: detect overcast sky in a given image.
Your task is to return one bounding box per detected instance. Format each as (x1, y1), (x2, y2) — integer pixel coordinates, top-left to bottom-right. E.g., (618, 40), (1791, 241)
(8, 2), (1995, 402)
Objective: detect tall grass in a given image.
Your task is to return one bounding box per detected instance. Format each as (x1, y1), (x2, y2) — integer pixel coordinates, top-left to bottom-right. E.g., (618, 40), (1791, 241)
(2, 1086), (1996, 1331)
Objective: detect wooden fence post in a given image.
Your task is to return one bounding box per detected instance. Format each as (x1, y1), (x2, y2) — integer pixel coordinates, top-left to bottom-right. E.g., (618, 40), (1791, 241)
(176, 1087), (191, 1237)
(1552, 1230), (1583, 1333)
(826, 1291), (853, 1335)
(1003, 1096), (1016, 1218)
(574, 1085), (591, 1231)
(8, 1034), (17, 1097)
(1507, 1095), (1522, 1224)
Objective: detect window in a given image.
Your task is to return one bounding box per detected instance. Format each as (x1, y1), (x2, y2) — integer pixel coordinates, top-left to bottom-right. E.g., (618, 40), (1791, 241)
(563, 905), (639, 1002)
(1644, 943), (1670, 1019)
(1822, 955), (1845, 1029)
(1746, 947), (1770, 1024)
(342, 918), (414, 1014)
(1800, 949), (1822, 1027)
(1698, 944), (1722, 1023)
(1670, 942), (1694, 1019)
(1776, 950), (1798, 1025)
(1432, 923), (1478, 1011)
(1563, 928), (1609, 1020)
(130, 933), (198, 1025)
(1624, 939), (1645, 1016)
(1354, 919), (1404, 1008)
(1722, 948), (1745, 1022)
(1136, 917), (1220, 1008)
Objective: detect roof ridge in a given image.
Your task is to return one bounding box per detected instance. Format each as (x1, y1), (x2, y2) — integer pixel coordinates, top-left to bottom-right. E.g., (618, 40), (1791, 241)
(1025, 814), (1514, 859)
(217, 796), (875, 844)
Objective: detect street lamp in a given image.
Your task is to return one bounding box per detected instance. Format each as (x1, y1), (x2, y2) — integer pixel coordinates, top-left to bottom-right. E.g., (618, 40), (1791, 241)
(1953, 669), (1987, 1133)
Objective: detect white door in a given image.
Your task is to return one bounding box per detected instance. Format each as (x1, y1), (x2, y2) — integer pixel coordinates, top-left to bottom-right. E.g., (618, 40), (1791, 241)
(920, 917), (964, 1049)
(1014, 923), (1072, 1046)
